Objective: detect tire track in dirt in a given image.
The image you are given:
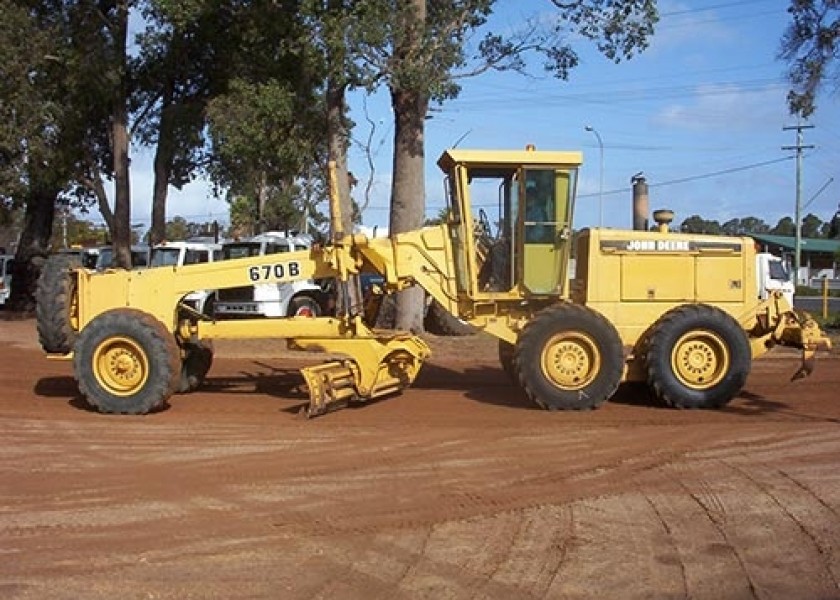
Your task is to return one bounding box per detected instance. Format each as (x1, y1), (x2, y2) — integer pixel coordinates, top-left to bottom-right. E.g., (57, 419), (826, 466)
(3, 323), (840, 599)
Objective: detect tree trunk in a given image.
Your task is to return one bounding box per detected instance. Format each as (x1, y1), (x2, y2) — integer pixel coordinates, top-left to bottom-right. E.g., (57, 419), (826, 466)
(9, 185), (58, 312)
(389, 0), (428, 333)
(150, 98), (175, 246)
(326, 78), (353, 240)
(389, 86), (429, 332)
(111, 0), (132, 268)
(324, 0), (353, 240)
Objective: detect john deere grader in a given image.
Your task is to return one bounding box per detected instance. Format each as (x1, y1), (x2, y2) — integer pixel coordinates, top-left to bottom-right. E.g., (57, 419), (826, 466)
(36, 148), (830, 417)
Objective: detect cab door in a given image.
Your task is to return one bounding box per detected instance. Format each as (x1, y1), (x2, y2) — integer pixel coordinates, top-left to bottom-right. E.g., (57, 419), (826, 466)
(520, 168), (576, 295)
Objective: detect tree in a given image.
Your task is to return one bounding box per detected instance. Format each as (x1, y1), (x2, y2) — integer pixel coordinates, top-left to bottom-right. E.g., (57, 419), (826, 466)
(48, 211), (108, 249)
(771, 216), (796, 236)
(133, 2), (231, 246)
(679, 215), (721, 235)
(780, 0), (840, 117)
(201, 3), (326, 236)
(354, 0), (658, 330)
(0, 1), (94, 310)
(721, 216), (770, 236)
(801, 212), (823, 238)
(827, 206), (840, 238)
(739, 216), (770, 235)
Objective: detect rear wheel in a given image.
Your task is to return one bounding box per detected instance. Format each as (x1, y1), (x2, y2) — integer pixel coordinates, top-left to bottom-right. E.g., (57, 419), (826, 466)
(514, 304), (624, 410)
(74, 309), (180, 414)
(646, 304), (750, 409)
(36, 254), (81, 353)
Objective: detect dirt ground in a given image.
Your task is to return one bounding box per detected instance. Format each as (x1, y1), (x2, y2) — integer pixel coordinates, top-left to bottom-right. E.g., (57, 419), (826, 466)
(1, 314), (840, 600)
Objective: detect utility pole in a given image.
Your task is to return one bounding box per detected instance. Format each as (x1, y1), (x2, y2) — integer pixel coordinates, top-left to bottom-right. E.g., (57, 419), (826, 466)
(782, 123), (814, 285)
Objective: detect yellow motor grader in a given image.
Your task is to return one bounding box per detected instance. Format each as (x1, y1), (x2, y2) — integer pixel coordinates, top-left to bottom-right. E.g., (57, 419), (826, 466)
(36, 147), (830, 416)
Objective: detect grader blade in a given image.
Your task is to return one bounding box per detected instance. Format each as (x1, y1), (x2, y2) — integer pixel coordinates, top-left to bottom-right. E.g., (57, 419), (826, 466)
(295, 334), (431, 418)
(774, 310), (832, 382)
(791, 349), (816, 382)
(300, 361), (359, 417)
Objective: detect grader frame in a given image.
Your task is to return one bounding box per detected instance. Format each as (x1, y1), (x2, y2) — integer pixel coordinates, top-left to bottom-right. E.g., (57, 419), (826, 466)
(38, 147), (830, 416)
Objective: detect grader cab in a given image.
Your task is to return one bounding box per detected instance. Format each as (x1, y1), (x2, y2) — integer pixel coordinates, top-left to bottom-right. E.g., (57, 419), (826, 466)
(36, 147), (830, 417)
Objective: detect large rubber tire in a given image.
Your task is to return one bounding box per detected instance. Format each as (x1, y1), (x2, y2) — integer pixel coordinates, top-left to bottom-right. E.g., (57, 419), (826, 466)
(288, 295), (321, 317)
(424, 299), (476, 336)
(645, 304), (751, 409)
(178, 341), (214, 393)
(514, 304), (624, 410)
(36, 254), (81, 353)
(73, 309), (181, 414)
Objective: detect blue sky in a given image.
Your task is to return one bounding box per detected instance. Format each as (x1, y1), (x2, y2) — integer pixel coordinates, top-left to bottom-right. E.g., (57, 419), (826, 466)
(128, 0), (839, 234)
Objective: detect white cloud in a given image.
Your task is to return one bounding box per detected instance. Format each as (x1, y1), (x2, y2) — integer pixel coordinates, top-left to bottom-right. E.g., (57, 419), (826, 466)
(653, 83), (788, 132)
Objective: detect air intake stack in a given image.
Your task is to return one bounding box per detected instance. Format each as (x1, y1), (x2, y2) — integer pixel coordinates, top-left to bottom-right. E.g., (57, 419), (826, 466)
(632, 173), (649, 231)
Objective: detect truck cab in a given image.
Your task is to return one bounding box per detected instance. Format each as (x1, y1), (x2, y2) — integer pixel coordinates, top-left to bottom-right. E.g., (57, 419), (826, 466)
(149, 239), (223, 316)
(82, 245), (150, 270)
(214, 231), (329, 318)
(756, 252), (795, 306)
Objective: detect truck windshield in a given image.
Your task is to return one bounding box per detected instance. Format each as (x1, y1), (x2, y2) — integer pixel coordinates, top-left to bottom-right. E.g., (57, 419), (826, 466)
(150, 248), (180, 267)
(223, 243), (262, 260)
(768, 260), (790, 281)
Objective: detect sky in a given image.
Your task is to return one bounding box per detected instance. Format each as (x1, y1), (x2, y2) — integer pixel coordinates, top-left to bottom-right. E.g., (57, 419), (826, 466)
(120, 0), (840, 235)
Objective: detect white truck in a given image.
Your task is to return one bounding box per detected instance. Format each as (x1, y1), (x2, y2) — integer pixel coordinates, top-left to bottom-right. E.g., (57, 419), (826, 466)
(149, 239), (222, 316)
(0, 255), (14, 306)
(213, 231), (330, 317)
(757, 252), (795, 306)
(81, 245), (150, 270)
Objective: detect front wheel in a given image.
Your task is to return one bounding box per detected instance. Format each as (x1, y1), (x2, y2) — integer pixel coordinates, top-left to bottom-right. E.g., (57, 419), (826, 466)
(74, 309), (181, 414)
(645, 304), (751, 409)
(514, 304), (624, 410)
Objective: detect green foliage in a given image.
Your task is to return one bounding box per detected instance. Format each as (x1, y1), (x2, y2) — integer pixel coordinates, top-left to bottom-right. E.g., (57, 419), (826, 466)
(48, 212), (108, 249)
(771, 216), (796, 236)
(679, 214), (721, 234)
(802, 212), (823, 238)
(163, 216), (218, 241)
(780, 0), (840, 117)
(547, 0), (658, 74)
(0, 1), (81, 205)
(721, 217), (770, 236)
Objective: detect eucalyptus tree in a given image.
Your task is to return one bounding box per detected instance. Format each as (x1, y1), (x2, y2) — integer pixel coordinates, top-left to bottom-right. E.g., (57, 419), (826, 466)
(780, 0), (840, 116)
(0, 1), (110, 308)
(198, 1), (327, 235)
(350, 0), (658, 330)
(133, 2), (233, 245)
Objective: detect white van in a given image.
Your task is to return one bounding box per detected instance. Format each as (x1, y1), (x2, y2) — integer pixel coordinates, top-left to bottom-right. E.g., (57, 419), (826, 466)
(0, 255), (14, 306)
(149, 239), (222, 315)
(214, 231), (329, 317)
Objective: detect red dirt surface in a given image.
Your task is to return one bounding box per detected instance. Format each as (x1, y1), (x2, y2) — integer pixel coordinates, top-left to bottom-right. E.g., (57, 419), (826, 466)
(1, 314), (839, 599)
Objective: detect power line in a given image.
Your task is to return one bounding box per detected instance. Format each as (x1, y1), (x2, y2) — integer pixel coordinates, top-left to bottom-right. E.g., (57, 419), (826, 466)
(576, 156), (795, 199)
(660, 0), (774, 18)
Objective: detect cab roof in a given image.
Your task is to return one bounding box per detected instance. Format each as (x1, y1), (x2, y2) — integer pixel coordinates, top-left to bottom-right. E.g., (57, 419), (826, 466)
(437, 148), (584, 172)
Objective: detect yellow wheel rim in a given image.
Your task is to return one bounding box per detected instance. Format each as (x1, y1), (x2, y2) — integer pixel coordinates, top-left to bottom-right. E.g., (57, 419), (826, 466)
(671, 330), (729, 390)
(92, 335), (149, 396)
(541, 332), (601, 390)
